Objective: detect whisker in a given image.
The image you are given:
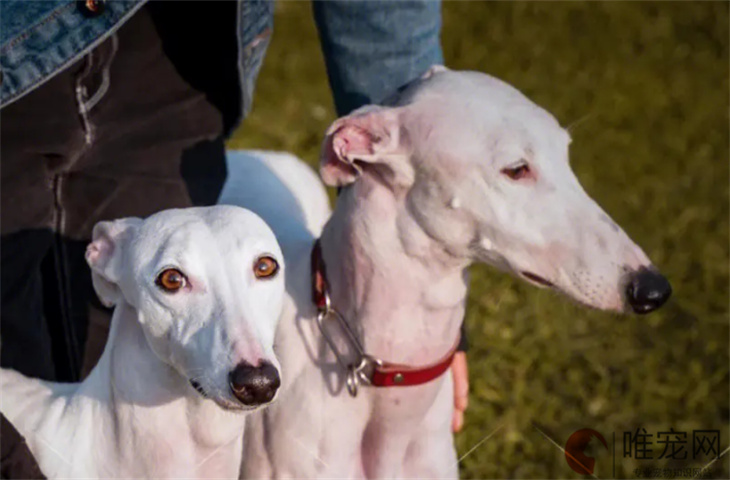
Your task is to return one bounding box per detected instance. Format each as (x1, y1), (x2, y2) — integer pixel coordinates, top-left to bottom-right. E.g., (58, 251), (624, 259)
(566, 112), (594, 133)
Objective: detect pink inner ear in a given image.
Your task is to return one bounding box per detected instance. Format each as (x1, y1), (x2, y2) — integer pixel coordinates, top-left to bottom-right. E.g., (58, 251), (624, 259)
(321, 123), (376, 186)
(86, 235), (114, 267)
(332, 124), (375, 159)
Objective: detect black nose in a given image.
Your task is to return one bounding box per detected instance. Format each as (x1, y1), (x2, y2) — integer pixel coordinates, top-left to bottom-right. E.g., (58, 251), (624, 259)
(228, 361), (280, 406)
(626, 268), (672, 314)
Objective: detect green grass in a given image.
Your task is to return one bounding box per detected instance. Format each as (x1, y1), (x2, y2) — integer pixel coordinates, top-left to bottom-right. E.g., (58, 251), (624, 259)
(228, 2), (729, 478)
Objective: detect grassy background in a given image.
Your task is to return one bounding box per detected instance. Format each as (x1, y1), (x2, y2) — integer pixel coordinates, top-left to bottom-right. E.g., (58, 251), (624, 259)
(228, 2), (729, 478)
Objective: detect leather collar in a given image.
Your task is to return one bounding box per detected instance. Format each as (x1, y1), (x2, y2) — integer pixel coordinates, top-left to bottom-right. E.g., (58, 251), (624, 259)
(311, 239), (459, 389)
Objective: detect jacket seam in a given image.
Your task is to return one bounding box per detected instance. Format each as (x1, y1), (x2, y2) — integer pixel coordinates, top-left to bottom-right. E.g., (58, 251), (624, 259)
(0, 3), (74, 52)
(0, 1), (147, 110)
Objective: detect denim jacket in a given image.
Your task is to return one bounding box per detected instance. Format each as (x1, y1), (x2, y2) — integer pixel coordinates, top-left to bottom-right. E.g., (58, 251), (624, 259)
(0, 0), (442, 133)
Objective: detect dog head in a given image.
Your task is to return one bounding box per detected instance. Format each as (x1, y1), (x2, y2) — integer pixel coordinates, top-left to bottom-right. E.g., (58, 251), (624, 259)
(320, 66), (670, 313)
(85, 206), (284, 411)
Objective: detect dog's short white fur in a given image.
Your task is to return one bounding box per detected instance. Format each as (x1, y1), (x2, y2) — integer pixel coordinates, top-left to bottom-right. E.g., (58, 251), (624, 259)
(0, 206), (285, 478)
(225, 66), (669, 478)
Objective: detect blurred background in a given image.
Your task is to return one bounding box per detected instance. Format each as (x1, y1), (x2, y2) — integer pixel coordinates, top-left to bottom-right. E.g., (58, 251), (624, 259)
(228, 2), (729, 478)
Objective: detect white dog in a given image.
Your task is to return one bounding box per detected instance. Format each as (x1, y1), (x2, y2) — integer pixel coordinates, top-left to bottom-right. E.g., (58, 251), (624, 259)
(0, 206), (285, 478)
(226, 66), (671, 479)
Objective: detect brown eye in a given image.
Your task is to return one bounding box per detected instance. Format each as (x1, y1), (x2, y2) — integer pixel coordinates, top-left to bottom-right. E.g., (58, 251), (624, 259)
(254, 256), (279, 279)
(501, 163), (531, 180)
(156, 268), (187, 293)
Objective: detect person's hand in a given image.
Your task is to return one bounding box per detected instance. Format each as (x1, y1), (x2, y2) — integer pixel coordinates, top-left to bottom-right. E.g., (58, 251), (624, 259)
(451, 351), (469, 432)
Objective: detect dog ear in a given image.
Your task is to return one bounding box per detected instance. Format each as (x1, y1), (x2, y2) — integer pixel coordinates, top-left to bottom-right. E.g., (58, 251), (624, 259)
(320, 106), (412, 188)
(421, 64), (449, 80)
(85, 218), (142, 307)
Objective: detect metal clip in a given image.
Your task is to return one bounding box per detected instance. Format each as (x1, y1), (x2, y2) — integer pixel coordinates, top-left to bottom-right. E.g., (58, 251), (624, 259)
(315, 290), (380, 397)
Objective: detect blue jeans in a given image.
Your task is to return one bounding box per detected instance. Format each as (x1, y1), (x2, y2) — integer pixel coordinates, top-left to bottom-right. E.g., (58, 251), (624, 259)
(314, 0), (443, 114)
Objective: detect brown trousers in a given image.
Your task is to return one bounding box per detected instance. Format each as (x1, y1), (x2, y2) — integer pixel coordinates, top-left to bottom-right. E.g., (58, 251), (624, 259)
(0, 8), (227, 477)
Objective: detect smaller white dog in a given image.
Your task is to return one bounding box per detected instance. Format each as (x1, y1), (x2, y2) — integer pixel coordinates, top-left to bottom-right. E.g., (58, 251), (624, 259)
(0, 206), (285, 478)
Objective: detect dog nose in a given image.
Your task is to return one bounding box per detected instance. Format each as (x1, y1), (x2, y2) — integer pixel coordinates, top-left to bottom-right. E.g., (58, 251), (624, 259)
(625, 268), (672, 314)
(228, 361), (280, 406)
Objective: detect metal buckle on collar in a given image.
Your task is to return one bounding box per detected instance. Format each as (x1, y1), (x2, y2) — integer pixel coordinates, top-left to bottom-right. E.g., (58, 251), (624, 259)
(315, 289), (380, 397)
(311, 239), (458, 395)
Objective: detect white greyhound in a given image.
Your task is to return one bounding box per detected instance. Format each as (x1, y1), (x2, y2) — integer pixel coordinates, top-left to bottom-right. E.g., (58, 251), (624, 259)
(224, 66), (671, 478)
(0, 206), (285, 478)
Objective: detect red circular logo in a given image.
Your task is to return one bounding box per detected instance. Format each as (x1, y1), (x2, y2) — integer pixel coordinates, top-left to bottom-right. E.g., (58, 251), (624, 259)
(564, 428), (608, 475)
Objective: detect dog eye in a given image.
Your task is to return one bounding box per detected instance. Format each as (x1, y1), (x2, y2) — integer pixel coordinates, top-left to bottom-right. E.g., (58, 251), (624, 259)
(501, 163), (531, 180)
(156, 268), (187, 293)
(254, 256), (279, 279)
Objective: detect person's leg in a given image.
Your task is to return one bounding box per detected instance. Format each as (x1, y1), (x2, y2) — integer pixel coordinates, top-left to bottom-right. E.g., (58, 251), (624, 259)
(0, 31), (92, 478)
(1, 6), (227, 475)
(0, 37), (93, 381)
(1, 231), (55, 381)
(313, 0), (443, 115)
(56, 7), (226, 376)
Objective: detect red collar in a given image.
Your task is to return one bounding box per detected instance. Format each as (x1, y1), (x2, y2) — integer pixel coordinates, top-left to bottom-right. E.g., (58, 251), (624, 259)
(311, 240), (459, 389)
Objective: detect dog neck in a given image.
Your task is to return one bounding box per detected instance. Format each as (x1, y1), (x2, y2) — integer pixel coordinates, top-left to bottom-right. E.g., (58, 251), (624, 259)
(319, 180), (469, 366)
(71, 302), (246, 476)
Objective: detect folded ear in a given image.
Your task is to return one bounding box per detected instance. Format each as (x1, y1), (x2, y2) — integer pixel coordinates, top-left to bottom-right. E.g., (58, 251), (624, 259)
(85, 218), (142, 307)
(320, 105), (412, 187)
(421, 64), (449, 80)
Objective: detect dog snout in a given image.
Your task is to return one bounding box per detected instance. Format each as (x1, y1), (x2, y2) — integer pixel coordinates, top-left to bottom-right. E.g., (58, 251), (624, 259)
(625, 267), (672, 314)
(228, 361), (280, 406)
